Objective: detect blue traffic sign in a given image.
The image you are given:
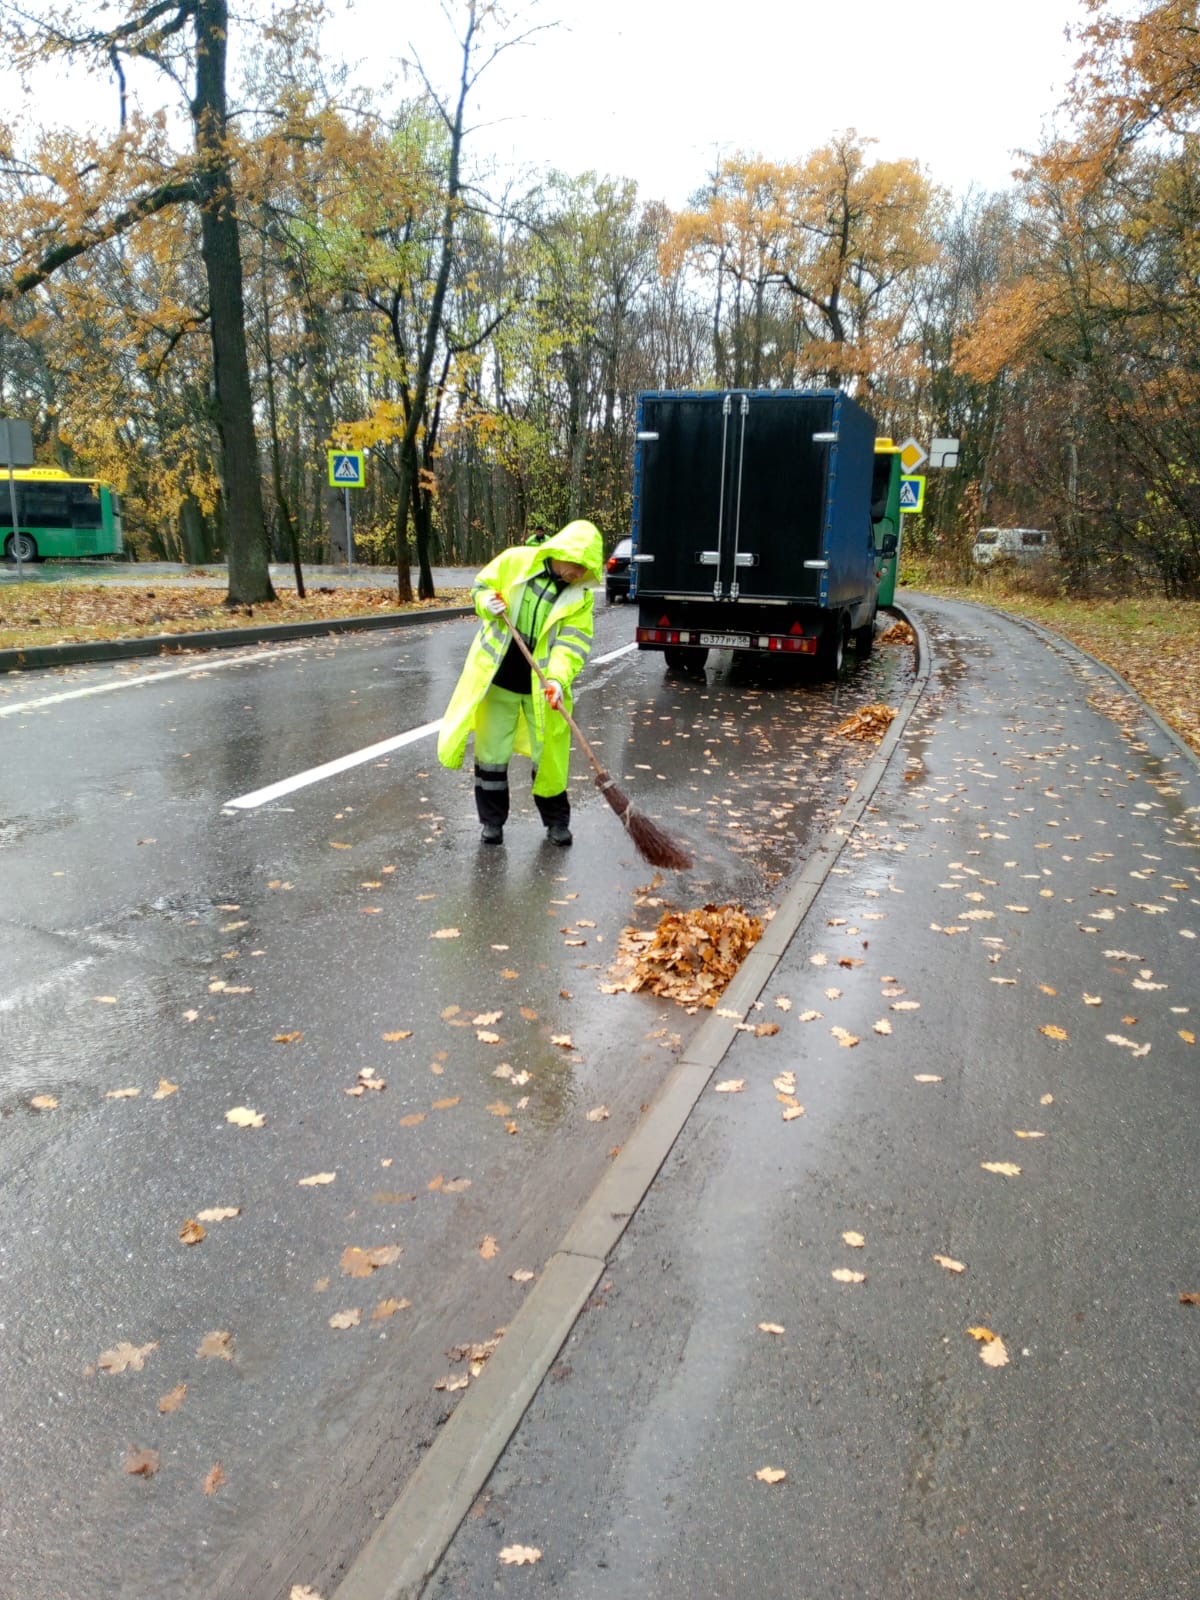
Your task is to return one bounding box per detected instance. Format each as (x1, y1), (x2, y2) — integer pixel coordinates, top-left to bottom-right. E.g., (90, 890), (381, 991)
(899, 474), (926, 513)
(328, 450), (365, 488)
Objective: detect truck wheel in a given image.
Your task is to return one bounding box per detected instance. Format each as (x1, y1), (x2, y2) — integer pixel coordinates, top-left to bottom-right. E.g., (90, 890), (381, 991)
(853, 610), (877, 655)
(815, 617), (846, 680)
(664, 646), (709, 674)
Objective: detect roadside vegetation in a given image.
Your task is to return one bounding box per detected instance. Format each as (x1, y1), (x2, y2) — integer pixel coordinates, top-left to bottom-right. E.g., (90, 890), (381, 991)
(901, 558), (1200, 757)
(0, 582), (470, 652)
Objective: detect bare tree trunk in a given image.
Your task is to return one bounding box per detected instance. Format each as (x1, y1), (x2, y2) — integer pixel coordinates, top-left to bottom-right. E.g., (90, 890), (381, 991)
(193, 0), (273, 606)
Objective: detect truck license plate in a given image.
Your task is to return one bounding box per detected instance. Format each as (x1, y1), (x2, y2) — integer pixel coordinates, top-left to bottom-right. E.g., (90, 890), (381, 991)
(699, 632), (751, 649)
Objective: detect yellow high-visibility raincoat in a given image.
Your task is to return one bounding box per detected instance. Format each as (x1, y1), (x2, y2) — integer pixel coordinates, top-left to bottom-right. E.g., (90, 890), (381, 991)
(436, 520), (604, 797)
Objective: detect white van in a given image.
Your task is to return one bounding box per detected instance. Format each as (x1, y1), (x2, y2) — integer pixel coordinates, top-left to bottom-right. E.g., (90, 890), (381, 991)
(973, 527), (1055, 565)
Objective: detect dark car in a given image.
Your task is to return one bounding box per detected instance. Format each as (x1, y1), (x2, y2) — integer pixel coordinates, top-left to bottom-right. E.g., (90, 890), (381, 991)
(605, 537), (633, 603)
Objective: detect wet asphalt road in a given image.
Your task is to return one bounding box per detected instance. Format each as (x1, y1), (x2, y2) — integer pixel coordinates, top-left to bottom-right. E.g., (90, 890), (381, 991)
(0, 599), (914, 1599)
(429, 595), (1200, 1600)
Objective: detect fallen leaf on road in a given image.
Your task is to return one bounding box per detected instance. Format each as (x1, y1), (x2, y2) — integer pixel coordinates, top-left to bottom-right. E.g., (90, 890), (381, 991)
(273, 1032), (303, 1044)
(340, 1245), (403, 1277)
(203, 1463), (225, 1495)
(1083, 994), (1102, 1006)
(981, 1162), (1021, 1177)
(1180, 1292), (1200, 1306)
(714, 1079), (745, 1093)
(372, 1298), (411, 1321)
(831, 1026), (859, 1048)
(934, 1254), (966, 1274)
(550, 1034), (574, 1049)
(891, 1000), (920, 1011)
(430, 928), (461, 939)
(99, 1341), (158, 1374)
(224, 1106), (265, 1129)
(913, 1074), (943, 1083)
(196, 1206), (240, 1223)
(152, 1079), (179, 1099)
(197, 1330), (233, 1361)
(781, 1105), (805, 1121)
(298, 1173), (336, 1187)
(106, 1087), (139, 1100)
(476, 1030), (501, 1044)
(755, 1467), (787, 1484)
(444, 1177), (472, 1193)
(158, 1384), (186, 1414)
(381, 1031), (413, 1041)
(758, 1322), (785, 1335)
(831, 1269), (866, 1284)
(511, 1268), (535, 1283)
(799, 1009), (822, 1022)
(479, 1236), (500, 1260)
(586, 1105), (610, 1122)
(755, 1022), (781, 1037)
(1039, 1024), (1069, 1041)
(842, 1231), (865, 1248)
(435, 1373), (469, 1392)
(398, 1112), (426, 1127)
(179, 1219), (206, 1246)
(431, 1097), (461, 1110)
(1106, 1033), (1151, 1057)
(1181, 1031), (1196, 1045)
(499, 1545), (542, 1565)
(1014, 1130), (1045, 1140)
(775, 997), (792, 1011)
(29, 1095), (58, 1110)
(124, 1447), (159, 1477)
(873, 1018), (893, 1035)
(328, 1309), (361, 1330)
(289, 1588), (323, 1600)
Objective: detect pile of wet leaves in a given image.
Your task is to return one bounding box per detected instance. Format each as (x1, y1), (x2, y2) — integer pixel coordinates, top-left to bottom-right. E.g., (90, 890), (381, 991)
(610, 904), (765, 1007)
(832, 703), (898, 742)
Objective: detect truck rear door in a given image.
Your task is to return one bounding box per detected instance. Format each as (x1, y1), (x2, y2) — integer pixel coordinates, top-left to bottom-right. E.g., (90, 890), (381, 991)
(633, 391), (835, 602)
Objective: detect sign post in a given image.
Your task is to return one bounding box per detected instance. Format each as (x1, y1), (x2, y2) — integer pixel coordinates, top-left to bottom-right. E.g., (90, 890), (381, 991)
(2, 418), (35, 580)
(327, 450), (366, 575)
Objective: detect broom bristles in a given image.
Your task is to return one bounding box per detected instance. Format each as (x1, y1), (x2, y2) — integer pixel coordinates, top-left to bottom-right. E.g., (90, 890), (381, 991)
(594, 770), (693, 871)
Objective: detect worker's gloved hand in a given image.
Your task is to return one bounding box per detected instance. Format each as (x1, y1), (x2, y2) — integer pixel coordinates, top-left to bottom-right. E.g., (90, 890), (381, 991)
(483, 590), (506, 616)
(543, 679), (565, 712)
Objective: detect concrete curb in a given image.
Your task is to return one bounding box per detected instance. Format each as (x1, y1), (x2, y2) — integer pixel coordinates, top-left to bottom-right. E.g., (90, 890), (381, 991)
(332, 607), (931, 1600)
(0, 604), (475, 674)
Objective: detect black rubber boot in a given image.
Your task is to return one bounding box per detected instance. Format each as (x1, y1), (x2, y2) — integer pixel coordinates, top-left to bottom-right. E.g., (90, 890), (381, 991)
(535, 791), (572, 846)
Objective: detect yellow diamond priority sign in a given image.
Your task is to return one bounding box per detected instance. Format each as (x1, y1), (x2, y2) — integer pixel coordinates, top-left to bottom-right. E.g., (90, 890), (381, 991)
(898, 436), (927, 474)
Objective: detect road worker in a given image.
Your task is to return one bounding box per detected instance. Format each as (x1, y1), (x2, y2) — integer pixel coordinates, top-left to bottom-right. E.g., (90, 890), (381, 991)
(437, 519), (604, 846)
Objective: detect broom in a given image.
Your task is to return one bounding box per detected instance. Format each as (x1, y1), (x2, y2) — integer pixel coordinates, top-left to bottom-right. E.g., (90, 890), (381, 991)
(501, 614), (693, 870)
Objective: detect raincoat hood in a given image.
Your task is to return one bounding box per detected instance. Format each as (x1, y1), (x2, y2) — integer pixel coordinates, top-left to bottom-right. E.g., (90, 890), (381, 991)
(537, 519), (604, 583)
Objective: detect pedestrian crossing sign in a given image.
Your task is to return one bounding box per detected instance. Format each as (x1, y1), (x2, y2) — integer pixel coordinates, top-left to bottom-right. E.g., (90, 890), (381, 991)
(328, 450), (365, 488)
(899, 474), (926, 514)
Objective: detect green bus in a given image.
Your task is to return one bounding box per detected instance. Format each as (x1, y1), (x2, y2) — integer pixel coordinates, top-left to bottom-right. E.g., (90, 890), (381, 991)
(1, 467), (124, 561)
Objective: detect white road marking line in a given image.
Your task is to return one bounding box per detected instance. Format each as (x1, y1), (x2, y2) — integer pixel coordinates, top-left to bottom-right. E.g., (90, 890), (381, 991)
(224, 722), (442, 809)
(224, 641), (638, 811)
(0, 644), (307, 718)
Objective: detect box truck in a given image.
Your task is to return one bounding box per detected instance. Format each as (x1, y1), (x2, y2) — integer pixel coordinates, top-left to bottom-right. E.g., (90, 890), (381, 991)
(629, 389), (897, 677)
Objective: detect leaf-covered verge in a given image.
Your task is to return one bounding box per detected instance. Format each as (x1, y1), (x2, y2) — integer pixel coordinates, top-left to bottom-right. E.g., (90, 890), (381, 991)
(0, 584), (471, 651)
(906, 580), (1200, 757)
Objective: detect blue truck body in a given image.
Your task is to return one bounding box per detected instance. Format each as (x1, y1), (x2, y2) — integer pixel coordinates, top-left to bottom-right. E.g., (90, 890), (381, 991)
(630, 388), (886, 675)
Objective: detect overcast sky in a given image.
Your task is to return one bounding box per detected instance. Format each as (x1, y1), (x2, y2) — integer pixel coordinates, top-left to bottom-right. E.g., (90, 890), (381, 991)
(12, 0), (1089, 206)
(346, 0), (1090, 204)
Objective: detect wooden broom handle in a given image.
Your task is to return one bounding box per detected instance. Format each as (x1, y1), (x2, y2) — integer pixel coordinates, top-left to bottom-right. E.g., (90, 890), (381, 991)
(499, 612), (607, 781)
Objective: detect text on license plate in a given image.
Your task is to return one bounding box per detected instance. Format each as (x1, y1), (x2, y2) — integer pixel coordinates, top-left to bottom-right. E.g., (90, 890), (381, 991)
(699, 633), (751, 648)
